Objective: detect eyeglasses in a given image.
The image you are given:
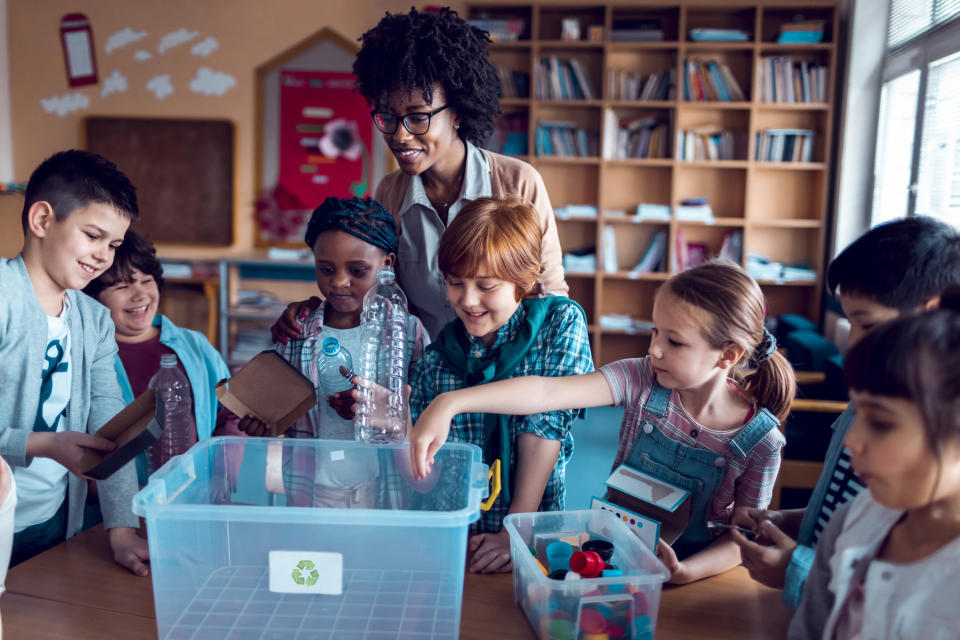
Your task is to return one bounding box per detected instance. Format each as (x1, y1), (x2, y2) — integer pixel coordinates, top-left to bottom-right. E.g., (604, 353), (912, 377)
(371, 105), (449, 135)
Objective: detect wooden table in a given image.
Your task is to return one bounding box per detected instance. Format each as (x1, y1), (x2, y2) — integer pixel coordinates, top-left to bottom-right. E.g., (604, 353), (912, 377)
(2, 526), (790, 639)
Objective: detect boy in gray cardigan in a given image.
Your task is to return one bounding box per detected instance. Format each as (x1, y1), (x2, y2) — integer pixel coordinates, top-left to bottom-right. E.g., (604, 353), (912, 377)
(1, 150), (148, 575)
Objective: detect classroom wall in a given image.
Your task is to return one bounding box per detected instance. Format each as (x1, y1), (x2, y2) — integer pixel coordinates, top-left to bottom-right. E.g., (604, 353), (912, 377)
(2, 0), (471, 259)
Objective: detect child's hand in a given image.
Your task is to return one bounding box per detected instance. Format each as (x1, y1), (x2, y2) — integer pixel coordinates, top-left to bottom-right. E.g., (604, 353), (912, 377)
(108, 526), (150, 577)
(409, 394), (456, 480)
(29, 431), (116, 477)
(270, 296), (321, 344)
(656, 539), (693, 584)
(237, 415), (272, 437)
(731, 520), (797, 589)
(327, 390), (356, 421)
(468, 530), (513, 573)
(733, 507), (783, 535)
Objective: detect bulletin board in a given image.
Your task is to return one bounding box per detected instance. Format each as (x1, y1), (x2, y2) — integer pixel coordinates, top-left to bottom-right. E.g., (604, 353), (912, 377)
(85, 117), (234, 245)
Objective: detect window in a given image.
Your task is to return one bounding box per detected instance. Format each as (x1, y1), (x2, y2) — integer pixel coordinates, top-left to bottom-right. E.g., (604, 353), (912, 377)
(869, 2), (960, 225)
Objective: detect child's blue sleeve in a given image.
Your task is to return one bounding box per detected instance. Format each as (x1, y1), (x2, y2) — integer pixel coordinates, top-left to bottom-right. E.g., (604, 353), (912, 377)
(784, 543), (816, 610)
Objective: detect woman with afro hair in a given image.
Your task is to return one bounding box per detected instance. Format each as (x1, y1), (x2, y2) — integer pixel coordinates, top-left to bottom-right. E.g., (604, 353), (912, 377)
(274, 7), (568, 341)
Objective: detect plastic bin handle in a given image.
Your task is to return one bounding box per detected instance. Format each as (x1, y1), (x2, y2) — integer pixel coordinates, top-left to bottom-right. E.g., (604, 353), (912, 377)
(133, 453), (196, 512)
(481, 459), (502, 512)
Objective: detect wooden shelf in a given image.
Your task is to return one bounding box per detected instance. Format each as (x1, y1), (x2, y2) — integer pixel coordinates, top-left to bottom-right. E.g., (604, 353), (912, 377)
(602, 271), (670, 281)
(679, 101), (753, 110)
(534, 156), (601, 165)
(489, 41), (532, 49)
(472, 0), (838, 368)
(683, 41), (756, 51)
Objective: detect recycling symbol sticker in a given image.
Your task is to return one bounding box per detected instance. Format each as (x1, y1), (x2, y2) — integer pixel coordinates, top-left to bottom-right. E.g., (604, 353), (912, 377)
(292, 559), (320, 586)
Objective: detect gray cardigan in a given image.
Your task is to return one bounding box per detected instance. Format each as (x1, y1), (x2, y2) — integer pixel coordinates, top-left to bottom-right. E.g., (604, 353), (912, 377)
(0, 255), (138, 537)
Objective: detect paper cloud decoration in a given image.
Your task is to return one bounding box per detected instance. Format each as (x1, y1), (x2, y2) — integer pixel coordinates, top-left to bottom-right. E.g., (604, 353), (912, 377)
(40, 92), (90, 117)
(146, 74), (174, 100)
(101, 70), (128, 97)
(105, 28), (147, 54)
(191, 37), (218, 57)
(190, 68), (235, 96)
(158, 28), (198, 54)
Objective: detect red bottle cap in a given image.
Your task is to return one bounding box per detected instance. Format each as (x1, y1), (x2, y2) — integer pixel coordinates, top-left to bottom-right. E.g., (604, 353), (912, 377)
(569, 550), (604, 577)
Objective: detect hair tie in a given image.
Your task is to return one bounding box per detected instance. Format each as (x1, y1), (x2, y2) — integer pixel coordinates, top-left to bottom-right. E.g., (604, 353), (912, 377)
(756, 327), (778, 363)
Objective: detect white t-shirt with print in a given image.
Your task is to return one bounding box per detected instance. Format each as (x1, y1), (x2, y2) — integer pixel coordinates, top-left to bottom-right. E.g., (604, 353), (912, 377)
(13, 297), (72, 532)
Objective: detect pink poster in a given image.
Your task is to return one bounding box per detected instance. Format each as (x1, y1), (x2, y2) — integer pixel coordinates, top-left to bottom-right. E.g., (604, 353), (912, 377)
(278, 70), (372, 209)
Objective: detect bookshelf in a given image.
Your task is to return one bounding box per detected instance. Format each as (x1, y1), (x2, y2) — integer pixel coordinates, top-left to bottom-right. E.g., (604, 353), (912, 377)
(471, 0), (838, 366)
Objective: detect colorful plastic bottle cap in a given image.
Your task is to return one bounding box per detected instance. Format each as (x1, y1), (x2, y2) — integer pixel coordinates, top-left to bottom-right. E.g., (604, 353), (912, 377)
(631, 615), (653, 638)
(582, 539), (614, 562)
(632, 592), (648, 615)
(601, 569), (623, 578)
(546, 541), (575, 572)
(569, 550), (604, 577)
(548, 619), (575, 640)
(582, 634), (609, 640)
(563, 571), (581, 581)
(605, 621), (626, 638)
(549, 569), (569, 580)
(579, 608), (607, 633)
(549, 610), (573, 622)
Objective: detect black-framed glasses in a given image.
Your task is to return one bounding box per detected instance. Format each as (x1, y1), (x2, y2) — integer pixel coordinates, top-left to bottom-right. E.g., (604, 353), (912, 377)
(371, 105), (449, 135)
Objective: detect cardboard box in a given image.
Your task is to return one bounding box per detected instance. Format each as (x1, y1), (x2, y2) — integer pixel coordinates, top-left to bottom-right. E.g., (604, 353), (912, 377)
(605, 464), (692, 544)
(80, 389), (162, 480)
(215, 350), (316, 436)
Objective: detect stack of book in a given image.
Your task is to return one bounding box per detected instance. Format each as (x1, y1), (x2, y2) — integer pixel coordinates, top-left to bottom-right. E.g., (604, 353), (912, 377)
(682, 59), (746, 102)
(676, 127), (741, 161)
(498, 66), (530, 99)
(747, 253), (817, 282)
(776, 20), (824, 44)
(610, 18), (663, 42)
(689, 28), (749, 41)
(674, 198), (714, 223)
(534, 57), (596, 100)
(756, 57), (828, 103)
(607, 69), (674, 101)
(466, 18), (526, 41)
(632, 229), (668, 273)
(536, 122), (597, 157)
(487, 112), (528, 156)
(605, 114), (670, 160)
(755, 129), (815, 163)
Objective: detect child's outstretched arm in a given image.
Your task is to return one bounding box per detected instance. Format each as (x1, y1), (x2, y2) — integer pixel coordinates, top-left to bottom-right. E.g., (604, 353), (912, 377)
(656, 526), (743, 584)
(409, 371), (612, 479)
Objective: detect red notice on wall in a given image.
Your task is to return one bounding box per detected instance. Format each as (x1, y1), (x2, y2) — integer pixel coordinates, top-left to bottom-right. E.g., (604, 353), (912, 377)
(278, 70), (373, 210)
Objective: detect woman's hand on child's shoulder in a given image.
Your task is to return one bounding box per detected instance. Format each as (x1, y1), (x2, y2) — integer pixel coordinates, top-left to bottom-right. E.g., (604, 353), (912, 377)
(270, 297), (322, 344)
(468, 530), (513, 573)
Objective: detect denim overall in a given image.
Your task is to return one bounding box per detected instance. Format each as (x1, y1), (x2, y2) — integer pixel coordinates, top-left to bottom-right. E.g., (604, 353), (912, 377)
(624, 382), (780, 558)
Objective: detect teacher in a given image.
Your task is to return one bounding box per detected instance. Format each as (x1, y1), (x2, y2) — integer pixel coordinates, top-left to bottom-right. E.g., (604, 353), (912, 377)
(274, 7), (567, 340)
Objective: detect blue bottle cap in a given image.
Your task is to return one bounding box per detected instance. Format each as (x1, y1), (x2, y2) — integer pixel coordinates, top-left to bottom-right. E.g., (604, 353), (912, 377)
(321, 337), (341, 356)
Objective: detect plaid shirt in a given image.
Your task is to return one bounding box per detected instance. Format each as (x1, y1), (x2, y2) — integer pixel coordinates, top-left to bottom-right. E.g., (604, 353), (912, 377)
(410, 300), (594, 533)
(274, 301), (429, 440)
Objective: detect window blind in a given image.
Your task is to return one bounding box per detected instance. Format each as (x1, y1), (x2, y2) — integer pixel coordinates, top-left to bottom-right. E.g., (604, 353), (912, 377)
(888, 0), (960, 49)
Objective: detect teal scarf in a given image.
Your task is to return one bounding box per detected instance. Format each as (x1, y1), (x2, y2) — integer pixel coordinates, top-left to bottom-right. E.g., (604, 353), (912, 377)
(426, 296), (585, 503)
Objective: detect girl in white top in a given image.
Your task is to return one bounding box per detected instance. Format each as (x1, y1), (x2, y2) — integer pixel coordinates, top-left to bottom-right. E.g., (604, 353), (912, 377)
(788, 293), (960, 640)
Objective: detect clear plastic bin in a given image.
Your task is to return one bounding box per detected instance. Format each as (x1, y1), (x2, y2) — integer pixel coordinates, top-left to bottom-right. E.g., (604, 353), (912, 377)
(504, 510), (670, 640)
(133, 437), (486, 640)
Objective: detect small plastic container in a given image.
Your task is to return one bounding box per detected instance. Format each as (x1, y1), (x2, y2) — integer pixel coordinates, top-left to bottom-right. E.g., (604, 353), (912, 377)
(134, 437), (487, 640)
(504, 510), (669, 640)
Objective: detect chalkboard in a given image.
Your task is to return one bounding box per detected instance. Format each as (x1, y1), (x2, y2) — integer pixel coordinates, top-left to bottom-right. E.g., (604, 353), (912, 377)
(85, 117), (234, 245)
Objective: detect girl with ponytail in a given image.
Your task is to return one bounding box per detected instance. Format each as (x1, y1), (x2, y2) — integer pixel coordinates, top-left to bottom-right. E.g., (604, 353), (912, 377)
(411, 260), (794, 584)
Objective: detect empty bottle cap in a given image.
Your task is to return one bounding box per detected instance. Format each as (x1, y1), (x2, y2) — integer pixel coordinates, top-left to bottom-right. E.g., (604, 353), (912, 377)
(582, 539), (614, 562)
(569, 550), (604, 577)
(548, 569), (569, 580)
(579, 609), (607, 633)
(321, 337), (341, 356)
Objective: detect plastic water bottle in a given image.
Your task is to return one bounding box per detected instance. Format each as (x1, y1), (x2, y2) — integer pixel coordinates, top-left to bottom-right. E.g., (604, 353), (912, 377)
(146, 353), (193, 474)
(354, 266), (409, 444)
(315, 336), (353, 425)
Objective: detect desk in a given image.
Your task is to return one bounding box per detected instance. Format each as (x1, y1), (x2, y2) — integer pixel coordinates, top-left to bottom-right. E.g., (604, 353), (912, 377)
(3, 526), (790, 639)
